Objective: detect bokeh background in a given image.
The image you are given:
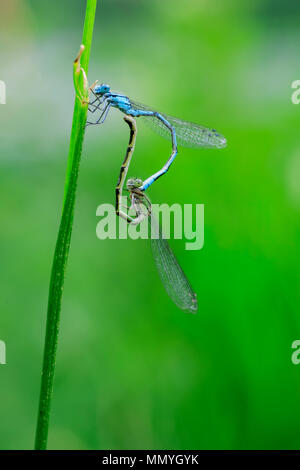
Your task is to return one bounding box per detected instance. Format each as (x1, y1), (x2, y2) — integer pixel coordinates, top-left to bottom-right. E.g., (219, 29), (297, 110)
(1, 0), (300, 450)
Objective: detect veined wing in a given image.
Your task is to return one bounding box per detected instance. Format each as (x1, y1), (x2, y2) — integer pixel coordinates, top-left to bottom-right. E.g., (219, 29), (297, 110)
(149, 214), (198, 314)
(130, 100), (226, 149)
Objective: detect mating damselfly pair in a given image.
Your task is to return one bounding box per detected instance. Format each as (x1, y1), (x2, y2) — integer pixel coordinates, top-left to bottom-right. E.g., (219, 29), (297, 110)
(87, 84), (227, 313)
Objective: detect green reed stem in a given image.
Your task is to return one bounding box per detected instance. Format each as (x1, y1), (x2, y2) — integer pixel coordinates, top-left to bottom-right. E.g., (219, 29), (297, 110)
(34, 0), (98, 450)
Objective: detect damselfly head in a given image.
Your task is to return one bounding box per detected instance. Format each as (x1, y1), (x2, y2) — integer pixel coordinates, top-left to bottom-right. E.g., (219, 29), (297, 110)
(94, 83), (110, 95)
(126, 177), (143, 191)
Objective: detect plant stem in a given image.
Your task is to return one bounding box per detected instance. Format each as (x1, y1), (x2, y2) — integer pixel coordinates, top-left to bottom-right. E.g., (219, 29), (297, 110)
(35, 0), (98, 450)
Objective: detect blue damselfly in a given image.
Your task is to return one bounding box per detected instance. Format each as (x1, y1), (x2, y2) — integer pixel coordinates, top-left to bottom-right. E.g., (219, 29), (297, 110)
(88, 83), (226, 191)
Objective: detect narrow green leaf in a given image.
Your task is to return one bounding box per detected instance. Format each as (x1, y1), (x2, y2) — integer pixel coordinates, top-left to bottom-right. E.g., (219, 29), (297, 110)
(34, 0), (98, 450)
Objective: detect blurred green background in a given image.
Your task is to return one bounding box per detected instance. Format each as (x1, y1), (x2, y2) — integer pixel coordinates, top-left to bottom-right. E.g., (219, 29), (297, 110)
(1, 0), (300, 450)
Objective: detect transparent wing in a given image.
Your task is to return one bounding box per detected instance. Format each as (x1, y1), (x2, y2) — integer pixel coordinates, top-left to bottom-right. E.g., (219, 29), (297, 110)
(130, 100), (226, 149)
(149, 214), (198, 313)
